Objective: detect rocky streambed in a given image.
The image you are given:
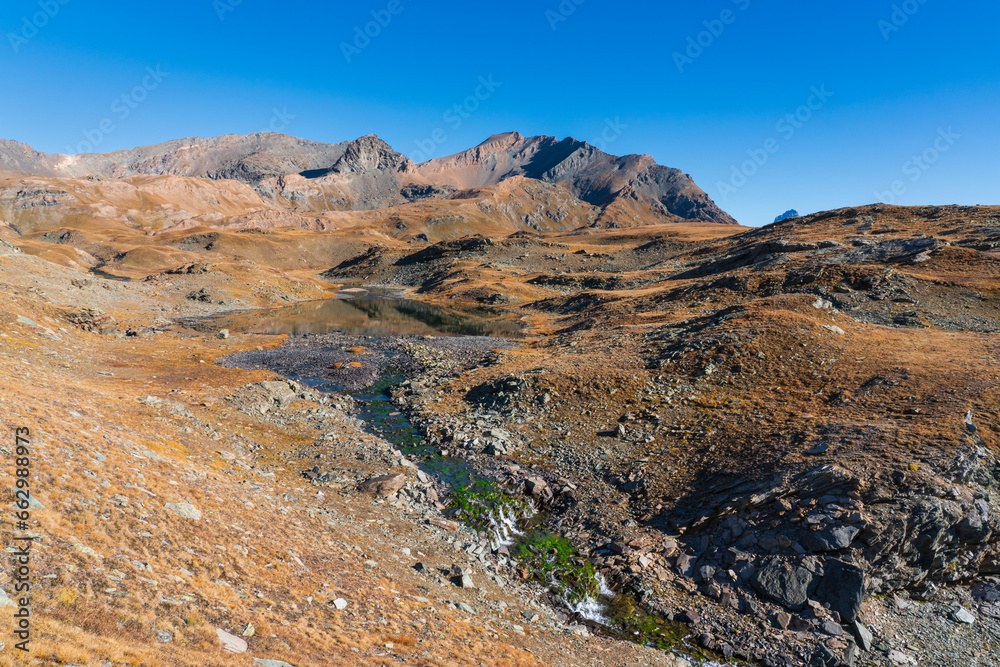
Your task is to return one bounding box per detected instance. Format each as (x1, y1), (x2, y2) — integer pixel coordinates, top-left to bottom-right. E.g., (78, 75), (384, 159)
(215, 329), (731, 663)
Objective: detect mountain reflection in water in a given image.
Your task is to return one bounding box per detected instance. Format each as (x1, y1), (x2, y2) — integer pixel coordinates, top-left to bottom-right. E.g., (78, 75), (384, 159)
(204, 296), (523, 338)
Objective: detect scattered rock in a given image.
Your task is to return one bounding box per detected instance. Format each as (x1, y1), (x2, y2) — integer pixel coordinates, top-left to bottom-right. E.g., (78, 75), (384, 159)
(358, 473), (406, 498)
(950, 606), (975, 624)
(815, 560), (865, 624)
(216, 628), (248, 653)
(751, 561), (814, 611)
(888, 649), (917, 665)
(428, 517), (459, 531)
(164, 503), (201, 520)
(852, 620), (873, 652)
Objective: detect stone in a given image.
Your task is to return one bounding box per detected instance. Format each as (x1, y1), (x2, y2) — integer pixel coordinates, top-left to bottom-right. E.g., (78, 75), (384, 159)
(950, 606), (975, 624)
(242, 622), (255, 637)
(815, 560), (865, 624)
(821, 325), (846, 335)
(675, 553), (696, 577)
(751, 561), (815, 610)
(0, 590), (16, 608)
(458, 574), (475, 589)
(852, 620), (873, 652)
(358, 473), (406, 498)
(254, 661), (297, 667)
(524, 477), (548, 497)
(807, 525), (860, 551)
(155, 629), (173, 643)
(216, 628), (248, 653)
(428, 517), (459, 531)
(821, 620), (844, 636)
(888, 649), (916, 665)
(217, 329), (230, 339)
(164, 503), (201, 520)
(775, 612), (792, 630)
(965, 410), (976, 433)
(332, 598), (348, 610)
(259, 380), (299, 406)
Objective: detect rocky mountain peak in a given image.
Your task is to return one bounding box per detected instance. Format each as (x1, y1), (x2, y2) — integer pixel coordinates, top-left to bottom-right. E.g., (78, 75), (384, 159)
(330, 134), (413, 175)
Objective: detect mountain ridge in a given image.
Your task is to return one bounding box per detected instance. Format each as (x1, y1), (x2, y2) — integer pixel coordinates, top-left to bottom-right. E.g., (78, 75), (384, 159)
(0, 131), (738, 226)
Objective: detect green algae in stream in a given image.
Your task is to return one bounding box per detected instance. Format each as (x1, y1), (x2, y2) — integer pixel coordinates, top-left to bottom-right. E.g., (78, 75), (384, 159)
(450, 483), (600, 604)
(512, 530), (601, 603)
(451, 481), (533, 527)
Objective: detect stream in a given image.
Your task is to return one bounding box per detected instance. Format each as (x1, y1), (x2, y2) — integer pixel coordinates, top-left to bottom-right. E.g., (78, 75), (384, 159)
(200, 288), (729, 664)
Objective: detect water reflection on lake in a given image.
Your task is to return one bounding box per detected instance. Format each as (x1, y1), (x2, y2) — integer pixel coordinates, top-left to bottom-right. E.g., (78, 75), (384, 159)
(199, 293), (524, 338)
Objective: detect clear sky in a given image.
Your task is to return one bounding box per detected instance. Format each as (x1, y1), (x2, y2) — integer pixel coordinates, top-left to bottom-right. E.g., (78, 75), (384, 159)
(2, 0), (997, 225)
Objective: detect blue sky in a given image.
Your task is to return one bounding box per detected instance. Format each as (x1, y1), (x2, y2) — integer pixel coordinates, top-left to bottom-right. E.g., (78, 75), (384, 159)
(2, 0), (997, 225)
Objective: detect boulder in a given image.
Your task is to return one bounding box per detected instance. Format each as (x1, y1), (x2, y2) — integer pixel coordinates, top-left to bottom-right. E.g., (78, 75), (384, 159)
(164, 503), (202, 520)
(216, 628), (248, 653)
(524, 477), (548, 497)
(815, 560), (865, 624)
(805, 525), (860, 551)
(358, 473), (406, 498)
(852, 620), (873, 651)
(751, 561), (815, 611)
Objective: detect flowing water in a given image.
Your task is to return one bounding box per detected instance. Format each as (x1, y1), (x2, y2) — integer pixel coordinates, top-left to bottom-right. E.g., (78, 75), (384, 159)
(205, 289), (726, 661)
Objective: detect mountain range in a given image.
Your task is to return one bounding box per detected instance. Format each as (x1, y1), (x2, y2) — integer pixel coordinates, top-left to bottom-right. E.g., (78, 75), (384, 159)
(0, 131), (737, 234)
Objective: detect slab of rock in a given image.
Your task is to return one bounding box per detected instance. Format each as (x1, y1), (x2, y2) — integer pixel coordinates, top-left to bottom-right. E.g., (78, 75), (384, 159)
(358, 473), (406, 498)
(428, 517), (459, 531)
(165, 503), (201, 520)
(254, 660), (297, 667)
(332, 598), (348, 610)
(806, 525), (860, 551)
(815, 559), (865, 624)
(852, 620), (873, 652)
(950, 606), (975, 624)
(888, 649), (916, 665)
(751, 561), (814, 610)
(216, 628), (248, 653)
(524, 477), (548, 497)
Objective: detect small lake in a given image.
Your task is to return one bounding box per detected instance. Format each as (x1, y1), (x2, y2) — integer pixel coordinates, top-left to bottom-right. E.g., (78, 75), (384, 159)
(196, 290), (524, 338)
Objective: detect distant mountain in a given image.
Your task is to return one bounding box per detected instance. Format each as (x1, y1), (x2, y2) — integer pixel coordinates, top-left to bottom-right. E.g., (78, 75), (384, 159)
(0, 132), (737, 226)
(774, 209), (799, 223)
(411, 132), (736, 225)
